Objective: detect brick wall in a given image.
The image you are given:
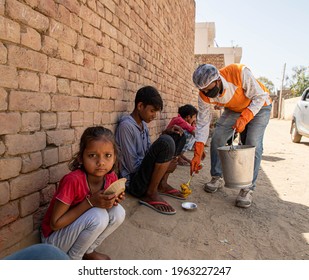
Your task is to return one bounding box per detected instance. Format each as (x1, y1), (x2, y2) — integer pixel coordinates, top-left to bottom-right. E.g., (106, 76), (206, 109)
(195, 53), (225, 69)
(0, 0), (196, 257)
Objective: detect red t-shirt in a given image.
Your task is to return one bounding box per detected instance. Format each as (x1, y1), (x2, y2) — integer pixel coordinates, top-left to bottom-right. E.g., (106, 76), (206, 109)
(167, 114), (195, 133)
(41, 169), (118, 237)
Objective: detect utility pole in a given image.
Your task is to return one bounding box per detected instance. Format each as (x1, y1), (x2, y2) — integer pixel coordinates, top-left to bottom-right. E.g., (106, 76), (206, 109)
(278, 63), (286, 119)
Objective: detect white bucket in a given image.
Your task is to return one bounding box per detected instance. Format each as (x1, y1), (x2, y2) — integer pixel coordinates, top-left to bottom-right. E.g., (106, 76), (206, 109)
(217, 145), (256, 188)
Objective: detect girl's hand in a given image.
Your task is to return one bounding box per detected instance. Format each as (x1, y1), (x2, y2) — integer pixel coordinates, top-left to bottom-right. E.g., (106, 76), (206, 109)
(114, 192), (126, 206)
(90, 191), (116, 209)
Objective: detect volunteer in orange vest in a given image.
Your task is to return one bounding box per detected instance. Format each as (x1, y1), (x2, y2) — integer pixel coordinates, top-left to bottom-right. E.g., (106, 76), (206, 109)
(191, 63), (272, 208)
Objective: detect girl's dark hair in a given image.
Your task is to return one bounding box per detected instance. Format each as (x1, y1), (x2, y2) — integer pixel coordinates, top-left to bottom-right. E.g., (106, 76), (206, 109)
(178, 104), (198, 119)
(69, 126), (118, 173)
(134, 86), (163, 111)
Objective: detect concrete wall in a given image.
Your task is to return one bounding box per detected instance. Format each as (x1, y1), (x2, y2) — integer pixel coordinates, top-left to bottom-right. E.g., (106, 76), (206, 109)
(281, 96), (300, 120)
(0, 0), (196, 257)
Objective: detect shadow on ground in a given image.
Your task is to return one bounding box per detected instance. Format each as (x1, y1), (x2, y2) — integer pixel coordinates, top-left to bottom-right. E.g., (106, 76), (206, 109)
(99, 149), (309, 260)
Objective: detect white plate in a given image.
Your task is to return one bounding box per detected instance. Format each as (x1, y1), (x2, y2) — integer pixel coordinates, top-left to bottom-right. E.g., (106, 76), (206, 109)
(181, 202), (197, 210)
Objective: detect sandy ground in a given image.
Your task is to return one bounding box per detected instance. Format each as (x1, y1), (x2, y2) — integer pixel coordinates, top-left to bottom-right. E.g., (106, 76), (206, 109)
(99, 119), (309, 260)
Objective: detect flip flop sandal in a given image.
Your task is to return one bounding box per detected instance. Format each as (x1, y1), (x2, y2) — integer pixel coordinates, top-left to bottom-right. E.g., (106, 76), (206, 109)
(158, 188), (186, 200)
(139, 200), (176, 215)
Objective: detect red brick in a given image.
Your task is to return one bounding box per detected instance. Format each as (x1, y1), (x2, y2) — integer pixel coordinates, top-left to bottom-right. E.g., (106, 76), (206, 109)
(5, 132), (46, 156)
(55, 0), (80, 14)
(77, 36), (99, 56)
(84, 83), (94, 97)
(41, 35), (58, 56)
(41, 112), (57, 130)
(21, 26), (41, 51)
(104, 0), (116, 13)
(70, 13), (82, 32)
(42, 147), (58, 167)
(94, 112), (102, 125)
(101, 19), (117, 39)
(21, 152), (42, 173)
(0, 65), (18, 89)
(0, 16), (20, 43)
(0, 216), (33, 251)
(40, 184), (56, 205)
(21, 112), (40, 132)
(0, 42), (7, 63)
(51, 95), (79, 111)
(56, 4), (70, 26)
(48, 57), (77, 80)
(101, 112), (110, 124)
(0, 201), (19, 228)
(7, 0), (49, 32)
(57, 78), (70, 94)
(83, 112), (94, 126)
(0, 140), (5, 155)
(0, 181), (10, 206)
(82, 22), (102, 43)
(0, 112), (21, 135)
(93, 83), (103, 98)
(57, 112), (71, 129)
(46, 129), (75, 146)
(58, 42), (73, 61)
(87, 0), (97, 11)
(40, 73), (57, 93)
(77, 66), (98, 83)
(37, 0), (57, 18)
(71, 111), (84, 127)
(49, 19), (78, 46)
(71, 81), (84, 96)
(49, 162), (70, 183)
(18, 70), (39, 91)
(10, 169), (49, 199)
(115, 100), (128, 112)
(73, 48), (84, 65)
(24, 0), (39, 8)
(19, 192), (40, 217)
(0, 0), (4, 15)
(58, 145), (72, 162)
(80, 5), (101, 28)
(9, 91), (50, 112)
(8, 45), (47, 73)
(79, 97), (100, 112)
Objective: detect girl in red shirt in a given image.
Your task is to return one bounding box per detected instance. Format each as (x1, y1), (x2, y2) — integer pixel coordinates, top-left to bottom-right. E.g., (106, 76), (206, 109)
(41, 126), (125, 260)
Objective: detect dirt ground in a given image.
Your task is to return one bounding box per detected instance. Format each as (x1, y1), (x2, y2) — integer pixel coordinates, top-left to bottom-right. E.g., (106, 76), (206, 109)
(99, 119), (309, 260)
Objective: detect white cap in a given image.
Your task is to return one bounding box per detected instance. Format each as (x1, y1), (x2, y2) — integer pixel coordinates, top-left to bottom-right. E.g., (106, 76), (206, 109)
(192, 64), (219, 89)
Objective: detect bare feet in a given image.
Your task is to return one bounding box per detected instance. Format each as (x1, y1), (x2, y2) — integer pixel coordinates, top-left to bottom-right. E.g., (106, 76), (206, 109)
(177, 157), (190, 166)
(83, 251), (111, 260)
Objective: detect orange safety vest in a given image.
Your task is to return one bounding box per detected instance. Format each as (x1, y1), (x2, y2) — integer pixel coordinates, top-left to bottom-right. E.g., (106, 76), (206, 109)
(198, 64), (271, 113)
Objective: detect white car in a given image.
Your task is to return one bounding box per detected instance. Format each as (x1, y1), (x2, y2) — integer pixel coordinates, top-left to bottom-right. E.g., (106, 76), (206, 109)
(290, 87), (309, 142)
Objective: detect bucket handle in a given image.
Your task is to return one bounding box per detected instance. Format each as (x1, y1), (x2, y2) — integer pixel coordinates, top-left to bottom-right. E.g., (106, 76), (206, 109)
(230, 129), (237, 151)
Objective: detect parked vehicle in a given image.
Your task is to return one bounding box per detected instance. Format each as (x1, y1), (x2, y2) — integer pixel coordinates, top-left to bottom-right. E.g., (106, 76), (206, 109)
(290, 87), (309, 143)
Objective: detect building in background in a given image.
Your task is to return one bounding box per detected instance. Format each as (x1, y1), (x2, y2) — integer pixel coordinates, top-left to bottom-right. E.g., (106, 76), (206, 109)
(194, 22), (242, 68)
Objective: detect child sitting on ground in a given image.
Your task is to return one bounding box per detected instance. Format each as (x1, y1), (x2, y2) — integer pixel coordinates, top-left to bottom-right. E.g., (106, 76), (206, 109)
(41, 126), (125, 260)
(166, 104), (198, 166)
(115, 86), (186, 215)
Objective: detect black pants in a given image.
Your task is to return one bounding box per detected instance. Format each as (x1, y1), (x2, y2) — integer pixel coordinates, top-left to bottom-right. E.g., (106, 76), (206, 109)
(128, 133), (186, 197)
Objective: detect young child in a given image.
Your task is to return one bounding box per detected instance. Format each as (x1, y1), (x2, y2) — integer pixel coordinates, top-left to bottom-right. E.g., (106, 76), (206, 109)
(41, 126), (125, 260)
(115, 86), (186, 215)
(166, 104), (198, 166)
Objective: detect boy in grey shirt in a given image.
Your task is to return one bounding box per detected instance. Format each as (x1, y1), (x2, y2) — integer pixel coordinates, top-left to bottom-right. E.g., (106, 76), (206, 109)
(115, 86), (186, 215)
